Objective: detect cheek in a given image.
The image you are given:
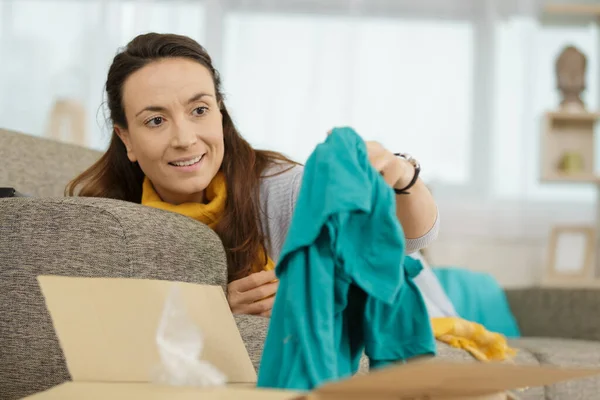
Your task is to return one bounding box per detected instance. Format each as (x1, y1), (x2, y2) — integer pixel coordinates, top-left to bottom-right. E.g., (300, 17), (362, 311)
(206, 118), (225, 151)
(130, 132), (168, 163)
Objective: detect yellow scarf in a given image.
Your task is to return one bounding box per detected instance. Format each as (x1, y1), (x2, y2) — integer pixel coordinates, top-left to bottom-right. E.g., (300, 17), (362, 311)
(141, 174), (513, 361)
(431, 317), (517, 362)
(141, 172), (275, 274)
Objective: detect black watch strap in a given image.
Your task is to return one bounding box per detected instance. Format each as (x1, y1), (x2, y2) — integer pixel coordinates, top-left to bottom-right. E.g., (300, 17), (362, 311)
(393, 153), (420, 195)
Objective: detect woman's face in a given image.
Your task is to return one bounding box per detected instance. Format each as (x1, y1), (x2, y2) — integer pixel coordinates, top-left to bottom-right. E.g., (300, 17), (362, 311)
(116, 57), (224, 205)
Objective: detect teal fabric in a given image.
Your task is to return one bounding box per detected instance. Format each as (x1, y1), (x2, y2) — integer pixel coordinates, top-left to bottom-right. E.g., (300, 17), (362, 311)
(432, 267), (521, 338)
(257, 127), (436, 391)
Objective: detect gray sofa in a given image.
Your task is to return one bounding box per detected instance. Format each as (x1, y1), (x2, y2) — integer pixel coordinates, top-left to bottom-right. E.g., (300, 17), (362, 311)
(1, 128), (600, 400)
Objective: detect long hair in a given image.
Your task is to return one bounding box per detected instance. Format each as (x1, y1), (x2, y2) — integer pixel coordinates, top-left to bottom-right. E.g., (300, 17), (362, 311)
(66, 33), (296, 281)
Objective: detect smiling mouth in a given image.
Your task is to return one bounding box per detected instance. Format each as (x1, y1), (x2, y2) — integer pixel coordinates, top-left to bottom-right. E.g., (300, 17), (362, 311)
(169, 154), (204, 167)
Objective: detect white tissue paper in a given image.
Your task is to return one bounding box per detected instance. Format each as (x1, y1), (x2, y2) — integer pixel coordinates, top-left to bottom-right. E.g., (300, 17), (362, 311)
(152, 284), (227, 387)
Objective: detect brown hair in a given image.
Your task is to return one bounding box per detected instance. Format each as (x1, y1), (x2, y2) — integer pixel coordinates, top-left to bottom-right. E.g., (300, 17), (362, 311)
(67, 33), (296, 281)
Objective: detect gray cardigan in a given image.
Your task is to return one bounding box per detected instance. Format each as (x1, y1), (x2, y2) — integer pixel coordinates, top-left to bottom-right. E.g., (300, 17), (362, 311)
(259, 164), (439, 263)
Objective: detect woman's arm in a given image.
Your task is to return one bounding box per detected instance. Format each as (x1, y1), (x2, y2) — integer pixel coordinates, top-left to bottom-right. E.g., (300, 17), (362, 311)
(395, 171), (439, 253)
(365, 142), (439, 252)
(393, 158), (439, 239)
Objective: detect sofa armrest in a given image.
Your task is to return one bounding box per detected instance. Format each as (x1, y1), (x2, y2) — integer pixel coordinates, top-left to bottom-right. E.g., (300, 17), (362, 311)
(0, 197), (228, 399)
(0, 196), (228, 287)
(505, 287), (600, 341)
(234, 314), (270, 371)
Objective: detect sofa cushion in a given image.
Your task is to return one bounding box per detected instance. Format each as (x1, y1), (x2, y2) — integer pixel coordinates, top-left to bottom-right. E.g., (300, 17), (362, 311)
(436, 341), (543, 400)
(0, 128), (102, 198)
(510, 338), (600, 400)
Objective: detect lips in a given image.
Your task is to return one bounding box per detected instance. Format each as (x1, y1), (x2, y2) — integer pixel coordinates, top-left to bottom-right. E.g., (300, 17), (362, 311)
(169, 154), (204, 167)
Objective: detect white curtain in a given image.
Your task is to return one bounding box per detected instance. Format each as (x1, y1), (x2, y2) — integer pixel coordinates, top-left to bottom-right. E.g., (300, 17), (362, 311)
(222, 12), (473, 185)
(0, 0), (597, 204)
(0, 0), (206, 150)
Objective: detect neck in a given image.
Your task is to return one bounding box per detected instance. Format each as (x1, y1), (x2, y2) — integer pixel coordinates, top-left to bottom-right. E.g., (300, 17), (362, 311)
(154, 186), (205, 205)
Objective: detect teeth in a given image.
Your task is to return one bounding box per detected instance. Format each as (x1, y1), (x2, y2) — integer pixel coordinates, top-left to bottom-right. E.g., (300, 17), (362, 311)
(172, 155), (202, 167)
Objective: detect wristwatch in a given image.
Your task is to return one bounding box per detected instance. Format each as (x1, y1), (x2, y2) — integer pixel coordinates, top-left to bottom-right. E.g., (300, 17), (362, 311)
(393, 153), (420, 195)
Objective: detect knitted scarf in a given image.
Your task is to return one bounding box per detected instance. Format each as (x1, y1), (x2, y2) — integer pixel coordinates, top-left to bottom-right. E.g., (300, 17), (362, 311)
(141, 172), (275, 274)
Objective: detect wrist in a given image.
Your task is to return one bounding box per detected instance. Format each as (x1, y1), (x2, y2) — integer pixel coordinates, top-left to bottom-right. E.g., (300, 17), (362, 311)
(393, 158), (415, 189)
(392, 153), (420, 195)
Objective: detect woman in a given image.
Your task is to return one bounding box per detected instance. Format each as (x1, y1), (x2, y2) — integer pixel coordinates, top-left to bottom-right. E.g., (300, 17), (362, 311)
(67, 33), (439, 317)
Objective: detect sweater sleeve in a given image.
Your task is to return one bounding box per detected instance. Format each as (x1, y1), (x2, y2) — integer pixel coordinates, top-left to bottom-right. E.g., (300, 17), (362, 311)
(404, 210), (439, 253)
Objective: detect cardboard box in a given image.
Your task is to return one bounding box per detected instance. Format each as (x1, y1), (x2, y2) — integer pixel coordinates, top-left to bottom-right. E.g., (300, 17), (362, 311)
(26, 276), (600, 400)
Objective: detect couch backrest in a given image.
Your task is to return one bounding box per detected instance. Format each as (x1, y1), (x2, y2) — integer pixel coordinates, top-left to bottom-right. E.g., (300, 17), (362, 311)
(0, 196), (229, 399)
(0, 128), (102, 197)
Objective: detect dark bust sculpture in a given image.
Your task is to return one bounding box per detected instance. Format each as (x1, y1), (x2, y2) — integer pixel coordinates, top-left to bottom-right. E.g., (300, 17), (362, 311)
(556, 45), (587, 111)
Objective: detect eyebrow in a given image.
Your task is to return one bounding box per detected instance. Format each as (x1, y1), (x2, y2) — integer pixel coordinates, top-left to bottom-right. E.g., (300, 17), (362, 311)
(134, 93), (214, 117)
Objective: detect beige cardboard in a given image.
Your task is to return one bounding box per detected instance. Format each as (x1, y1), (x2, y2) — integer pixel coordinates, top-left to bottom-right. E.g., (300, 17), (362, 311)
(311, 360), (599, 399)
(30, 275), (600, 400)
(304, 393), (509, 400)
(25, 382), (299, 400)
(25, 382), (509, 400)
(37, 275), (256, 384)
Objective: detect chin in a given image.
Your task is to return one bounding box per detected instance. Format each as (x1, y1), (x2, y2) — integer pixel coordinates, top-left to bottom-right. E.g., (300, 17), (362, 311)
(182, 175), (212, 190)
(175, 180), (208, 195)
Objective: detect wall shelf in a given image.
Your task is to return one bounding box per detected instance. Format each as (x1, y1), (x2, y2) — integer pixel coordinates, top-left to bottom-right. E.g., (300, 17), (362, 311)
(541, 172), (600, 183)
(544, 4), (600, 16)
(541, 110), (600, 285)
(546, 111), (600, 122)
(540, 110), (599, 182)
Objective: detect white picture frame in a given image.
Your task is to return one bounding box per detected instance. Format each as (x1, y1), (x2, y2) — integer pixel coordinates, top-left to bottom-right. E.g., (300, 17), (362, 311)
(543, 225), (595, 286)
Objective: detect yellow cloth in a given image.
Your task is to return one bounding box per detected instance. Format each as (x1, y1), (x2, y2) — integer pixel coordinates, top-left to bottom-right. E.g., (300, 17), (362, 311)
(141, 172), (275, 274)
(431, 317), (517, 361)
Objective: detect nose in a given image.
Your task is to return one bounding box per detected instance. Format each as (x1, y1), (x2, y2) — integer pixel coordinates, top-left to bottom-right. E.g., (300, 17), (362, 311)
(170, 121), (197, 149)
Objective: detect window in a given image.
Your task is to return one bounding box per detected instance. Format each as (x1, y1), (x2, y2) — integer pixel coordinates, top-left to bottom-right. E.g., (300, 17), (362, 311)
(3, 1), (594, 205)
(0, 0), (205, 150)
(222, 12), (474, 184)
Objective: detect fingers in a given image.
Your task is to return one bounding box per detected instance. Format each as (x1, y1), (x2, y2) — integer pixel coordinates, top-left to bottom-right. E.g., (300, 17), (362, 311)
(230, 270), (277, 292)
(381, 156), (404, 187)
(238, 280), (279, 304)
(227, 270), (278, 317)
(366, 141), (387, 168)
(233, 295), (276, 316)
(367, 141), (404, 187)
(331, 135), (407, 189)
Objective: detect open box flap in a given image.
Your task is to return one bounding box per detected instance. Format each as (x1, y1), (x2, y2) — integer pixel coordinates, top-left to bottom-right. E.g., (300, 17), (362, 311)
(25, 382), (299, 400)
(37, 276), (257, 384)
(314, 359), (600, 398)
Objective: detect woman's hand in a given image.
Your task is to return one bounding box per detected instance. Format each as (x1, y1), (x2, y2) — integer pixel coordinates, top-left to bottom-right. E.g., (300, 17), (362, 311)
(364, 141), (413, 191)
(327, 128), (437, 241)
(326, 129), (412, 190)
(227, 270), (278, 317)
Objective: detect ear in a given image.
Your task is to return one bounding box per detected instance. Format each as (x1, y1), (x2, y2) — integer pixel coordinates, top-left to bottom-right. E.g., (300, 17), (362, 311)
(114, 126), (137, 163)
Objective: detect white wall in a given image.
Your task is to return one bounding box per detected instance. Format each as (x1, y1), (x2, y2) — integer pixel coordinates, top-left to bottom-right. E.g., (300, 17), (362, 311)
(429, 196), (597, 287)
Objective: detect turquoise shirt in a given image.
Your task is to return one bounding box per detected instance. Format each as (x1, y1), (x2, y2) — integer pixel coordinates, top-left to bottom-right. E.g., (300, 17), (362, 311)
(257, 127), (436, 391)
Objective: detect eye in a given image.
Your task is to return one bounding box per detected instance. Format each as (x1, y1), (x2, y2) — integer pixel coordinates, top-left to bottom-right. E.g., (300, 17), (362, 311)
(145, 116), (164, 127)
(192, 106), (208, 116)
